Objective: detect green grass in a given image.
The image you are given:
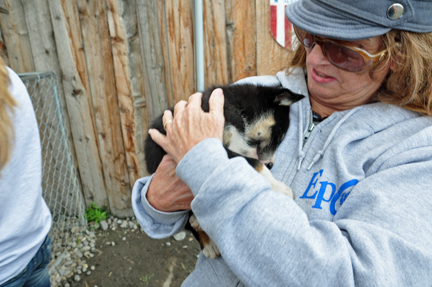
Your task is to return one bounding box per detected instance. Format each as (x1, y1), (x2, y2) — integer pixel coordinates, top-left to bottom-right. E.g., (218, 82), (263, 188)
(85, 202), (107, 224)
(139, 274), (154, 285)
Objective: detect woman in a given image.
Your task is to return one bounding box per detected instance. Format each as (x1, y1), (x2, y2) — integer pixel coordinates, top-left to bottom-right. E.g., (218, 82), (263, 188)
(132, 0), (432, 286)
(0, 58), (52, 287)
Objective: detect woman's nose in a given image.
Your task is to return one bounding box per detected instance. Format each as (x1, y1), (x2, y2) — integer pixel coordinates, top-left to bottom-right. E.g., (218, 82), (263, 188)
(306, 44), (329, 66)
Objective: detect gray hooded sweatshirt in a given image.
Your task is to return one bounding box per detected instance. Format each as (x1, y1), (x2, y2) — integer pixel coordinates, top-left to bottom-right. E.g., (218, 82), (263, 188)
(132, 68), (432, 287)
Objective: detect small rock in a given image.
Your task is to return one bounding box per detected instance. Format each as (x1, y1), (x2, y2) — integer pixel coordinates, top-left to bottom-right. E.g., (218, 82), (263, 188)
(111, 241), (116, 246)
(74, 275), (81, 282)
(90, 265), (95, 271)
(166, 242), (171, 246)
(74, 250), (84, 258)
(173, 231), (186, 241)
(100, 220), (108, 230)
(122, 237), (126, 241)
(120, 221), (128, 228)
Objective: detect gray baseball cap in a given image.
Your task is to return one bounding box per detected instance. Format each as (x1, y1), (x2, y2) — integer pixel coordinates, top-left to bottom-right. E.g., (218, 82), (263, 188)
(285, 0), (432, 41)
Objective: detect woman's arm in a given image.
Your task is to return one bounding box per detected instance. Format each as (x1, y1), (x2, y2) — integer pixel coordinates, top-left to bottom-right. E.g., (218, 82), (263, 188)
(131, 159), (190, 239)
(177, 138), (432, 287)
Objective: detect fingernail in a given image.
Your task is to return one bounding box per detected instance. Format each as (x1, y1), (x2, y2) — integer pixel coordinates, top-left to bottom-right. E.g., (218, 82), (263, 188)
(148, 129), (152, 135)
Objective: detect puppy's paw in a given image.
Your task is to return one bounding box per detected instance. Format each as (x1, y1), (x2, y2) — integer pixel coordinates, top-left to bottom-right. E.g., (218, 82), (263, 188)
(271, 180), (294, 199)
(259, 165), (294, 199)
(203, 240), (220, 259)
(189, 214), (202, 231)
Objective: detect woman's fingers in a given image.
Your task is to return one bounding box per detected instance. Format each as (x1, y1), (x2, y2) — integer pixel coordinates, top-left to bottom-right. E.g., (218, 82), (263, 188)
(173, 100), (188, 117)
(149, 89), (225, 163)
(209, 88), (224, 116)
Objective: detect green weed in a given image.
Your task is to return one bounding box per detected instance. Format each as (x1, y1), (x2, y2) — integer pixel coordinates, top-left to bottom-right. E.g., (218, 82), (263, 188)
(139, 274), (154, 285)
(85, 202), (107, 224)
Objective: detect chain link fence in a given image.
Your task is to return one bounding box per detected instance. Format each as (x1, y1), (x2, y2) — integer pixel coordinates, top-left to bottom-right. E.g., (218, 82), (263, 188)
(18, 72), (88, 284)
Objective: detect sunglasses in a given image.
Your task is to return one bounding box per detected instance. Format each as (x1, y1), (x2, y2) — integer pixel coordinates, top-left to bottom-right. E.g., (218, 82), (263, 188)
(293, 26), (387, 72)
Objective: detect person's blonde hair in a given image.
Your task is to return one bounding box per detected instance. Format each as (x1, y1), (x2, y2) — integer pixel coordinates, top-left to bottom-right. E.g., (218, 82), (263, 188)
(0, 57), (18, 173)
(287, 30), (432, 117)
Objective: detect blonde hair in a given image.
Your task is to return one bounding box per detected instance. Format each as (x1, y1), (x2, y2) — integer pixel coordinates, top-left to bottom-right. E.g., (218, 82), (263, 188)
(0, 57), (18, 172)
(287, 30), (432, 117)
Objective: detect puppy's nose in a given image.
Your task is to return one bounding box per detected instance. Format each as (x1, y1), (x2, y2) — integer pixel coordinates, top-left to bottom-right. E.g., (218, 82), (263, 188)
(265, 162), (273, 169)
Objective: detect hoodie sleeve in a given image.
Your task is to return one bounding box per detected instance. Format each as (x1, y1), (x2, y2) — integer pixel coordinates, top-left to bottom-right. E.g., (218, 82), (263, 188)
(131, 176), (189, 239)
(176, 136), (432, 286)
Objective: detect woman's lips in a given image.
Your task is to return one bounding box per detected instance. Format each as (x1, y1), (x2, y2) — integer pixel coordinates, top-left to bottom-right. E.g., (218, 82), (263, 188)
(310, 67), (336, 84)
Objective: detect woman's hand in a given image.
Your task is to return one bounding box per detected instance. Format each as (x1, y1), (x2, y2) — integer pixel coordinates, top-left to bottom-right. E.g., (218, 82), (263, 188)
(146, 89), (225, 212)
(149, 88), (225, 164)
(146, 155), (194, 212)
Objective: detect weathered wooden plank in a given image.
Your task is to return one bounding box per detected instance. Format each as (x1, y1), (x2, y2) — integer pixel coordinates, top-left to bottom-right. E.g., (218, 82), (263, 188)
(0, 22), (9, 64)
(20, 0), (84, 216)
(203, 0), (229, 86)
(225, 0), (257, 82)
(155, 0), (174, 108)
(113, 0), (149, 178)
(164, 0), (195, 103)
(49, 0), (107, 208)
(0, 0), (34, 72)
(78, 0), (133, 217)
(106, 0), (144, 185)
(21, 0), (75, 161)
(21, 0), (69, 117)
(256, 0), (292, 76)
(136, 0), (169, 121)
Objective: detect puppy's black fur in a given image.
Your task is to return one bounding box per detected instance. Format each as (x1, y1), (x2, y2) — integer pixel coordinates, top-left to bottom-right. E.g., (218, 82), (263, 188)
(144, 83), (303, 258)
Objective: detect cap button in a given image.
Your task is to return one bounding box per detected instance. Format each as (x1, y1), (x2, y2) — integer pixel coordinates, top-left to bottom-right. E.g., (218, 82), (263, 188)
(387, 3), (404, 20)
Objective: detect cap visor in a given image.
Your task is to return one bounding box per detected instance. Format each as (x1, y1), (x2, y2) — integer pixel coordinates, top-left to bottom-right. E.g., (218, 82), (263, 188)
(285, 1), (390, 41)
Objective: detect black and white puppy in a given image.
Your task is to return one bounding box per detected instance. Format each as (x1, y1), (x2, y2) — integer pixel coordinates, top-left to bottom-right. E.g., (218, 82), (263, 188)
(144, 83), (303, 258)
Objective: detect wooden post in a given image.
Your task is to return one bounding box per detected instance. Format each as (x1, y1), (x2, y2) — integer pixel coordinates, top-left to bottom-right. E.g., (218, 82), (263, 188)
(225, 0), (257, 82)
(49, 0), (107, 209)
(110, 0), (150, 178)
(203, 0), (229, 86)
(136, 0), (169, 122)
(78, 0), (134, 217)
(164, 0), (195, 103)
(0, 0), (34, 72)
(256, 0), (292, 76)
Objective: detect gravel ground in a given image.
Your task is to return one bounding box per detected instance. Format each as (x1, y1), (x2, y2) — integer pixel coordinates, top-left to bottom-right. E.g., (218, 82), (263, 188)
(49, 216), (200, 287)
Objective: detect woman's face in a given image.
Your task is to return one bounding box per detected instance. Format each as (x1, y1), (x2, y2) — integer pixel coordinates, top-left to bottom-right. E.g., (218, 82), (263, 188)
(305, 36), (390, 116)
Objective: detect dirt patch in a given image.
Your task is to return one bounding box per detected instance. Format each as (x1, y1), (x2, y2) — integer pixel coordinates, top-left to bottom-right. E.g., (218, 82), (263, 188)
(69, 226), (200, 287)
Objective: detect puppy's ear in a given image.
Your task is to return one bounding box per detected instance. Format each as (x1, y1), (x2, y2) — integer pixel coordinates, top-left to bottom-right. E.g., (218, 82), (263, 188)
(274, 90), (304, 106)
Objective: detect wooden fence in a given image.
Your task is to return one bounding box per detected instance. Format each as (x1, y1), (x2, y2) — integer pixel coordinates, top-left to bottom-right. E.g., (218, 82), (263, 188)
(0, 0), (293, 217)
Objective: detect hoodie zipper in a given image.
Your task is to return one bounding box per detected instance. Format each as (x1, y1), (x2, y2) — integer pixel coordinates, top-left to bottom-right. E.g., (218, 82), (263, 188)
(303, 110), (315, 145)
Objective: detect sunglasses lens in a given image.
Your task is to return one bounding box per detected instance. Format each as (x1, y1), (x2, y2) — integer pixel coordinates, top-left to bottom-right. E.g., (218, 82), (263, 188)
(295, 27), (314, 48)
(324, 42), (364, 72)
(294, 26), (366, 72)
